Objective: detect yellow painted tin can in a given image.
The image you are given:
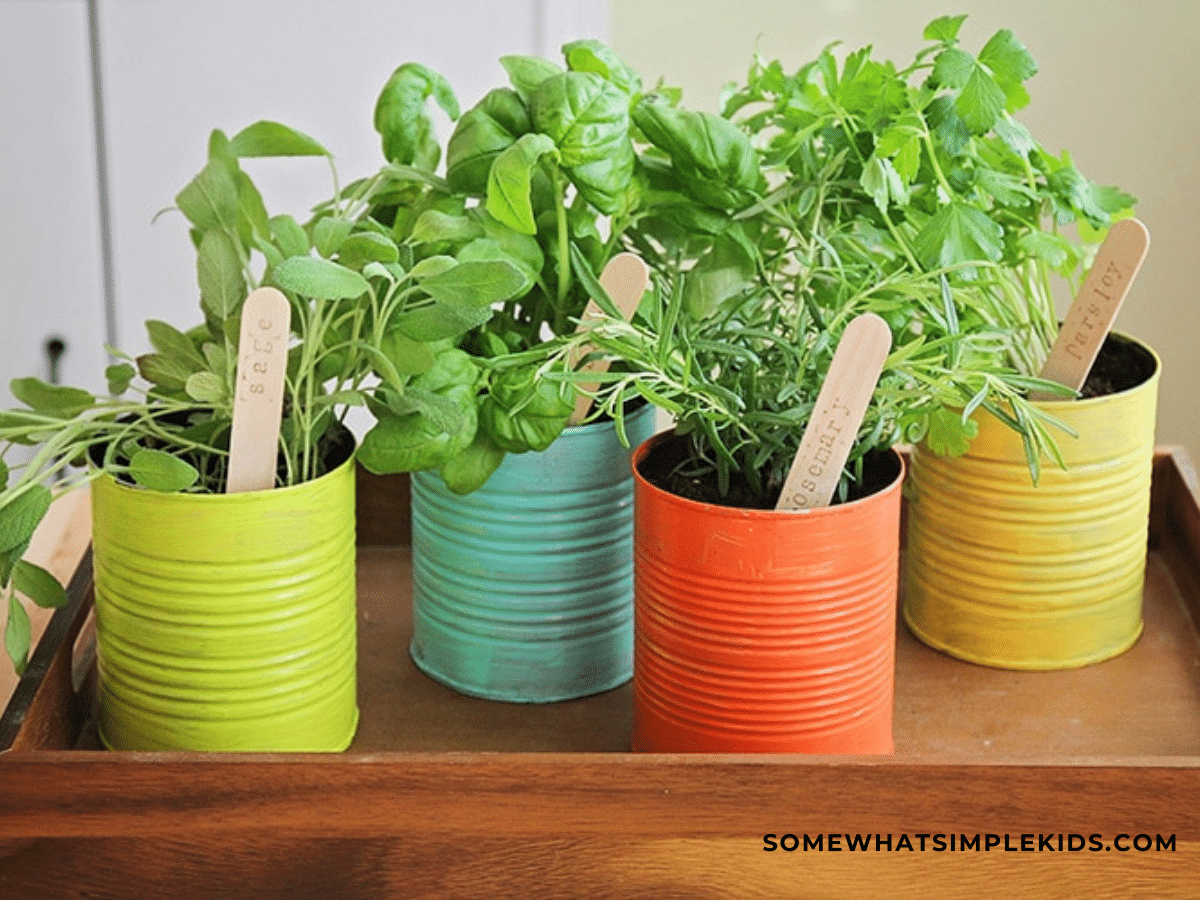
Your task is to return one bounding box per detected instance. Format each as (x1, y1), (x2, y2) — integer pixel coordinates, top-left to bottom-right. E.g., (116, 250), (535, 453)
(91, 440), (359, 751)
(903, 334), (1160, 670)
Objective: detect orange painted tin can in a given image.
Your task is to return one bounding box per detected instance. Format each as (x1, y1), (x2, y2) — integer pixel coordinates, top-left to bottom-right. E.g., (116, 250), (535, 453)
(630, 433), (904, 754)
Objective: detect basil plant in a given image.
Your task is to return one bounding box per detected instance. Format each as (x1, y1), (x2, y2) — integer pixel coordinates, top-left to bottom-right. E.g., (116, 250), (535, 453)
(350, 41), (762, 494)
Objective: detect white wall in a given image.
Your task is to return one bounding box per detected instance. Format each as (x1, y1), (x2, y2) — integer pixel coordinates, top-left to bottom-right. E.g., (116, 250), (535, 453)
(611, 0), (1200, 464)
(0, 0), (109, 397)
(0, 0), (608, 410)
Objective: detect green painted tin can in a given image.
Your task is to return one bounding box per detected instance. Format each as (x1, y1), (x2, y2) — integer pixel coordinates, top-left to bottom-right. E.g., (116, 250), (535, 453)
(91, 441), (359, 751)
(410, 402), (657, 702)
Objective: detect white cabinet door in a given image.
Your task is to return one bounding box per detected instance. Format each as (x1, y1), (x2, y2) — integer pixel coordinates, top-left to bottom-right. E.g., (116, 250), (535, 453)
(96, 0), (608, 356)
(0, 0), (109, 401)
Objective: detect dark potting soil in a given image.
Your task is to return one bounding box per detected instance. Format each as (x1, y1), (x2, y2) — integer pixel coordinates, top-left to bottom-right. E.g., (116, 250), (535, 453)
(636, 431), (902, 510)
(90, 414), (356, 491)
(1076, 333), (1157, 399)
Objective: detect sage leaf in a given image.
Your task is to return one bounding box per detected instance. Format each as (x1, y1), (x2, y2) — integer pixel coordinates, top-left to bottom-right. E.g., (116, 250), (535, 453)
(410, 210), (484, 245)
(197, 229), (246, 321)
(105, 363), (136, 395)
(269, 215), (311, 258)
(136, 353), (193, 391)
(419, 259), (528, 307)
(393, 302), (495, 343)
(229, 120), (329, 158)
(234, 168), (271, 243)
(313, 216), (353, 258)
(129, 449), (200, 493)
(13, 560), (68, 609)
(0, 485), (52, 555)
(379, 330), (436, 377)
(455, 239), (535, 297)
(176, 159), (239, 232)
(272, 256), (370, 301)
(5, 594), (30, 676)
(9, 378), (95, 417)
(146, 320), (205, 368)
(185, 371), (228, 404)
(337, 232), (400, 270)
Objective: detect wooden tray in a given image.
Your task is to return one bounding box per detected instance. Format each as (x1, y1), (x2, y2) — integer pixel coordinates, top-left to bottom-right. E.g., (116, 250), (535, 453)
(2, 450), (1199, 898)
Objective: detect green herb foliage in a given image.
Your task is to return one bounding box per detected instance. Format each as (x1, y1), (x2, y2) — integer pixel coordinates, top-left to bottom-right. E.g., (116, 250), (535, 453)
(545, 16), (1132, 503)
(0, 120), (525, 673)
(358, 41), (770, 494)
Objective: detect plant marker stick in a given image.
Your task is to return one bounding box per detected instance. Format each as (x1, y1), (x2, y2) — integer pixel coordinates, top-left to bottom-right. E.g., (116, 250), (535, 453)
(226, 287), (291, 493)
(1029, 218), (1150, 400)
(775, 312), (892, 511)
(569, 252), (650, 425)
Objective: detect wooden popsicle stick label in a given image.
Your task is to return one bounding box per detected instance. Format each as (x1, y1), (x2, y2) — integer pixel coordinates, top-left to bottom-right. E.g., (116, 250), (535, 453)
(775, 312), (892, 511)
(1030, 218), (1150, 400)
(569, 252), (649, 425)
(226, 287), (291, 493)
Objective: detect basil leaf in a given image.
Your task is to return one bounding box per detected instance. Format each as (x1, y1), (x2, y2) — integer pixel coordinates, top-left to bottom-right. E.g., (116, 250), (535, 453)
(440, 429), (505, 495)
(532, 72), (633, 213)
(357, 350), (478, 474)
(480, 367), (573, 453)
(633, 96), (758, 209)
(374, 62), (460, 168)
(445, 88), (531, 195)
(562, 39), (642, 95)
(486, 133), (560, 234)
(499, 55), (564, 104)
(228, 120), (329, 157)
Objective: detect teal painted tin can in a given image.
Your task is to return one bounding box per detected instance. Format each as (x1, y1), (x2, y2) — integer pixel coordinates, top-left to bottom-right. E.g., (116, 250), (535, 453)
(410, 402), (657, 702)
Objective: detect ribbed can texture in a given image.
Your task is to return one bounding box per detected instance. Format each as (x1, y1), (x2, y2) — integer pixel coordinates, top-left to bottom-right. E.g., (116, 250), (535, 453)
(91, 450), (358, 751)
(903, 336), (1160, 669)
(631, 435), (904, 754)
(410, 403), (657, 702)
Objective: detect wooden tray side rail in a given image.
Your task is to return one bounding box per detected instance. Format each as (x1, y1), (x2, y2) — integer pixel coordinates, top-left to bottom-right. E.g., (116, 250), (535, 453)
(2, 454), (1200, 897)
(1, 755), (1198, 898)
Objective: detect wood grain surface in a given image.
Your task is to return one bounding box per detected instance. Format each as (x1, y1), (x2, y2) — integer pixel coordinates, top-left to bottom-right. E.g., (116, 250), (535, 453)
(2, 454), (1200, 898)
(1, 755), (1197, 898)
